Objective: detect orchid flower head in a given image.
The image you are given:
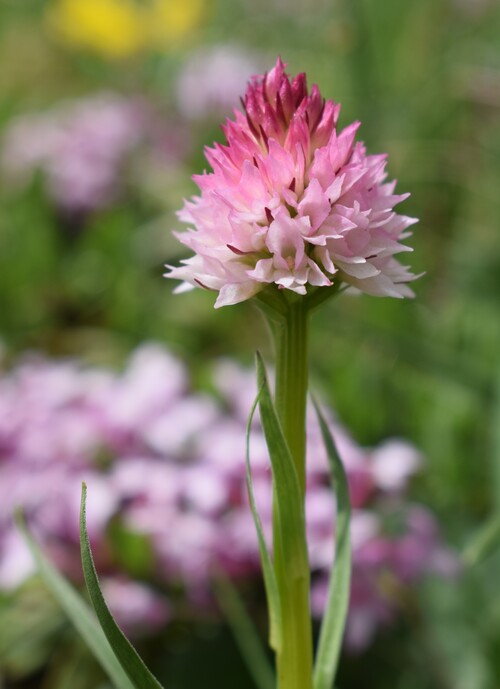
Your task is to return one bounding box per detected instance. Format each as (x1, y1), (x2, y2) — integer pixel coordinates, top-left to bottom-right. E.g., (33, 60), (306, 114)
(167, 57), (419, 308)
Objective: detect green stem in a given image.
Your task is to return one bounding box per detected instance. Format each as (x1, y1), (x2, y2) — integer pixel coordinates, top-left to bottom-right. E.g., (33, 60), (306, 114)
(271, 298), (313, 689)
(274, 299), (309, 495)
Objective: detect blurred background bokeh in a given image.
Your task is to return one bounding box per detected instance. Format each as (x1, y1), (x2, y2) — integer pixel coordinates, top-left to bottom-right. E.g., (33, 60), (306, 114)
(0, 0), (500, 687)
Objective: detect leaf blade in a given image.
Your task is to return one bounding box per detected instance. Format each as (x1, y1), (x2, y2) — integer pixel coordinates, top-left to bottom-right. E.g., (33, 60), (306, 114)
(312, 399), (352, 689)
(213, 569), (275, 689)
(80, 483), (165, 689)
(245, 386), (282, 652)
(16, 514), (135, 689)
(255, 352), (309, 582)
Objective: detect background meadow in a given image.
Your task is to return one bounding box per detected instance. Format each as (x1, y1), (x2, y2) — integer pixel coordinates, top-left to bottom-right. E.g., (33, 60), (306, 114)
(0, 0), (500, 688)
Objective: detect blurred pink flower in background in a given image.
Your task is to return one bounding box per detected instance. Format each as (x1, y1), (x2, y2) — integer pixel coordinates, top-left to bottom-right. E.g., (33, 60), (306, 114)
(100, 578), (170, 635)
(176, 45), (263, 120)
(0, 344), (455, 646)
(1, 93), (181, 215)
(167, 58), (419, 307)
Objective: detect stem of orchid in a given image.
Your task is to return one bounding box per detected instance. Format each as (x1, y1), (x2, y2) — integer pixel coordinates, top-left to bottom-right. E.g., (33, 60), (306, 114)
(274, 299), (309, 495)
(272, 297), (313, 689)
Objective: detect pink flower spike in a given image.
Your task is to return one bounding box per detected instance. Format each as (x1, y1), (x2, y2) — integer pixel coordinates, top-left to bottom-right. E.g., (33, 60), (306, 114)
(166, 58), (419, 307)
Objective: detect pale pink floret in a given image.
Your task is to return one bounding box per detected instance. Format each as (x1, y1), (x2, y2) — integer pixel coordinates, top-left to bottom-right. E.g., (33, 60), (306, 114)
(167, 58), (419, 307)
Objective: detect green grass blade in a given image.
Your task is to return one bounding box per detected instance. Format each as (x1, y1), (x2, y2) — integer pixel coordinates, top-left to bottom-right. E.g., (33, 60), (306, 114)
(312, 399), (352, 689)
(463, 512), (500, 567)
(255, 352), (309, 581)
(246, 387), (282, 652)
(80, 483), (165, 689)
(213, 570), (275, 689)
(16, 514), (135, 689)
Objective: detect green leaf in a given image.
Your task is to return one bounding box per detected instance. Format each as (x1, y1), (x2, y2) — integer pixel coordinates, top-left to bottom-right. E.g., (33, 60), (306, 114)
(80, 483), (164, 689)
(213, 569), (275, 689)
(255, 352), (309, 582)
(16, 514), (135, 689)
(463, 512), (500, 567)
(246, 388), (282, 652)
(312, 399), (352, 689)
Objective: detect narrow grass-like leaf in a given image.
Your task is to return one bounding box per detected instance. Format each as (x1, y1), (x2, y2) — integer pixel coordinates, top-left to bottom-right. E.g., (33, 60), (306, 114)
(463, 512), (500, 567)
(255, 352), (309, 581)
(80, 483), (164, 689)
(246, 389), (282, 652)
(312, 399), (352, 689)
(213, 569), (275, 689)
(16, 514), (135, 689)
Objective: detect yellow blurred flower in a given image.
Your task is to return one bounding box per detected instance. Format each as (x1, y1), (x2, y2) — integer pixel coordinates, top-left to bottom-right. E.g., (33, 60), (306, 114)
(46, 0), (206, 60)
(147, 0), (206, 45)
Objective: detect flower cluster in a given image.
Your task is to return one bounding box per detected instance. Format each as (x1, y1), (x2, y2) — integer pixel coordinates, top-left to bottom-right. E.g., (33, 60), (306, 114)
(167, 58), (419, 307)
(1, 94), (160, 215)
(0, 345), (454, 648)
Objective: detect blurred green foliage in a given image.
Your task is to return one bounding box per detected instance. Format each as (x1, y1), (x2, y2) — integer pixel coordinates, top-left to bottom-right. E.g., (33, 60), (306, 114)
(1, 0), (500, 687)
